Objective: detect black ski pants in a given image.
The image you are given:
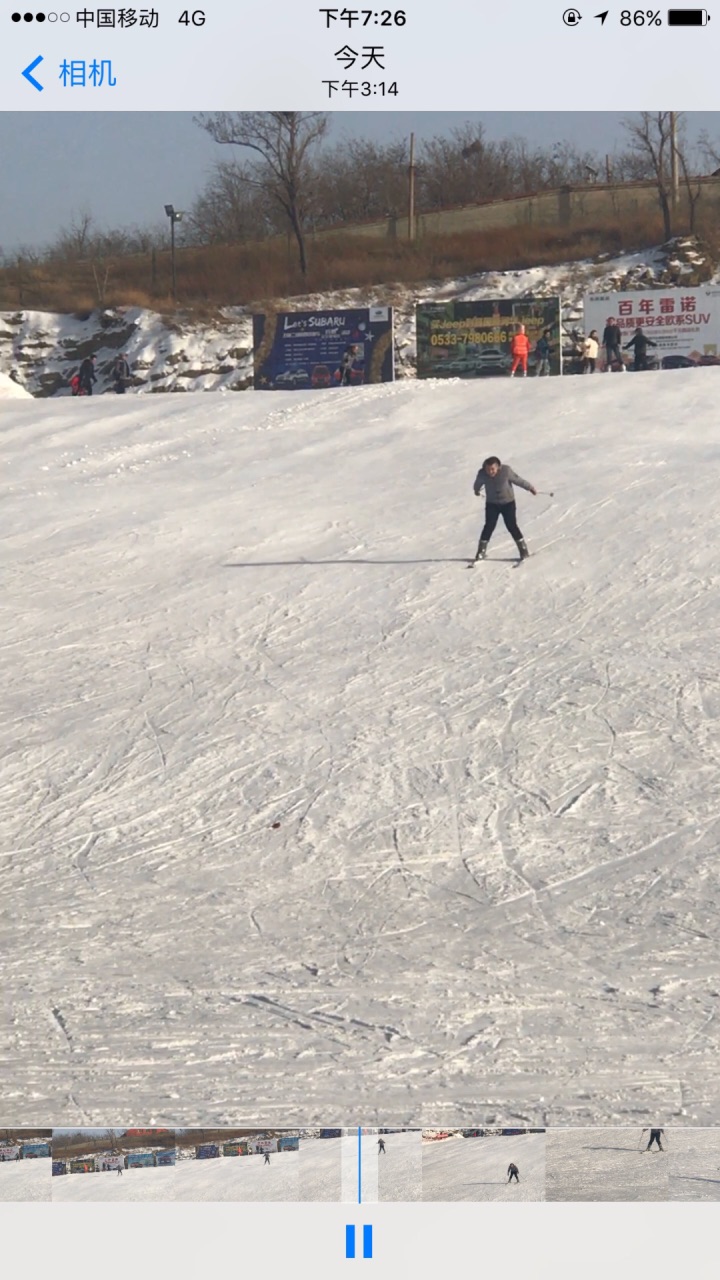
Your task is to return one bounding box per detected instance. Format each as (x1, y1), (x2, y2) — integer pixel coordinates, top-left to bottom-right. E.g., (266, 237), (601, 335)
(605, 343), (622, 369)
(646, 1132), (663, 1150)
(508, 1171), (519, 1183)
(481, 501), (523, 544)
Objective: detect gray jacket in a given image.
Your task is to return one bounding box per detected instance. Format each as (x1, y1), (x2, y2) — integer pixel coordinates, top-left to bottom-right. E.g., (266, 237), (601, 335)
(473, 464), (533, 504)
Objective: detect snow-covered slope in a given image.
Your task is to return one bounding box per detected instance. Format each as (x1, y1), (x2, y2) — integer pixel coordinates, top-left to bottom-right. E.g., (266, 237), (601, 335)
(174, 1151), (298, 1201)
(0, 372), (32, 399)
(51, 1164), (176, 1201)
(0, 1160), (51, 1201)
(546, 1129), (668, 1201)
(3, 370), (720, 1125)
(422, 1133), (545, 1201)
(668, 1129), (720, 1201)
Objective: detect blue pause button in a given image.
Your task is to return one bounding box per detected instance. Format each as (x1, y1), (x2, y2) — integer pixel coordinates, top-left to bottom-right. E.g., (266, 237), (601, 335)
(345, 1225), (373, 1259)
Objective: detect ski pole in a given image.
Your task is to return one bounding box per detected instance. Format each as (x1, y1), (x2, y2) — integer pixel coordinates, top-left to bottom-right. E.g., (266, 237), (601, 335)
(536, 490), (554, 497)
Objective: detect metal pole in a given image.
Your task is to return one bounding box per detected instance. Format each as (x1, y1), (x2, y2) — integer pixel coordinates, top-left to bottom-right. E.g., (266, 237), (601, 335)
(171, 216), (177, 300)
(408, 132), (416, 242)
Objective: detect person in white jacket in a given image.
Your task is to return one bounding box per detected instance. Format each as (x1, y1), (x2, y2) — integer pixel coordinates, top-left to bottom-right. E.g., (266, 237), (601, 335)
(582, 330), (599, 374)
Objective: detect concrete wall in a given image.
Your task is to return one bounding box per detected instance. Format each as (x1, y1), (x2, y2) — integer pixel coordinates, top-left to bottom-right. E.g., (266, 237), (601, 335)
(316, 177), (720, 242)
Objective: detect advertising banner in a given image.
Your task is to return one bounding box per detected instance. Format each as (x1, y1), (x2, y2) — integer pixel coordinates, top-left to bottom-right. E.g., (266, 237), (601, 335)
(97, 1155), (125, 1172)
(21, 1142), (51, 1158)
(52, 1161), (67, 1176)
(253, 306), (394, 390)
(584, 287), (720, 370)
(222, 1142), (249, 1157)
(278, 1136), (300, 1151)
(0, 1146), (21, 1162)
(70, 1159), (95, 1174)
(195, 1144), (220, 1160)
(250, 1138), (278, 1154)
(127, 1152), (155, 1168)
(155, 1150), (176, 1166)
(416, 297), (562, 379)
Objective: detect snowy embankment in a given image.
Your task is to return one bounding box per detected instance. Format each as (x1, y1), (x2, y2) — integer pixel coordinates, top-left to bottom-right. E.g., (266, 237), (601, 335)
(3, 370), (720, 1125)
(422, 1134), (545, 1202)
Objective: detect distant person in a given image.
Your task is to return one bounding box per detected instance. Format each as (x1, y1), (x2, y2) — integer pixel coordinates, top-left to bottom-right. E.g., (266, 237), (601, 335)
(602, 317), (625, 372)
(582, 330), (599, 374)
(624, 325), (657, 371)
(112, 354), (131, 394)
(340, 345), (358, 386)
(78, 354), (96, 395)
(507, 1163), (520, 1183)
(472, 455), (537, 563)
(377, 1138), (386, 1154)
(264, 1152), (271, 1165)
(70, 372), (81, 396)
(534, 329), (553, 376)
(510, 325), (531, 377)
(646, 1129), (664, 1152)
(117, 1164), (123, 1175)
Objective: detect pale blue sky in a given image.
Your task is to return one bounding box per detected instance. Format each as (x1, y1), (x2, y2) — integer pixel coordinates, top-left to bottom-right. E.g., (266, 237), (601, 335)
(1, 112), (718, 251)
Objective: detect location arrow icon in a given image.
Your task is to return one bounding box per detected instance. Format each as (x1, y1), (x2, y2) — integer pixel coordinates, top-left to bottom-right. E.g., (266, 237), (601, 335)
(595, 9), (609, 21)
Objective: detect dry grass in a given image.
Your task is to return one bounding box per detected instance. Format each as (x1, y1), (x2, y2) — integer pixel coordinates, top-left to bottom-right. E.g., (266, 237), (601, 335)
(0, 213), (678, 314)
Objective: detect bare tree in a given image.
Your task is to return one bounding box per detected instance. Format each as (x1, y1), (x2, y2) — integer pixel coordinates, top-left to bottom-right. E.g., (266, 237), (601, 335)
(622, 112), (678, 239)
(195, 112), (329, 274)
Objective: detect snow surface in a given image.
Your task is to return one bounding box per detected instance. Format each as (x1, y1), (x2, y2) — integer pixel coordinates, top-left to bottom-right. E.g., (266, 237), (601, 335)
(51, 1163), (175, 1201)
(0, 372), (32, 400)
(668, 1128), (720, 1201)
(422, 1133), (545, 1201)
(299, 1137), (343, 1201)
(545, 1129), (668, 1201)
(0, 1160), (51, 1201)
(174, 1150), (298, 1201)
(3, 369), (720, 1124)
(377, 1130), (422, 1201)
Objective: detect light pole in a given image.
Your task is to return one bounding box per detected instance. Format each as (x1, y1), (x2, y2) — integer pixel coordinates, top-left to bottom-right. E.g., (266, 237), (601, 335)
(164, 204), (184, 299)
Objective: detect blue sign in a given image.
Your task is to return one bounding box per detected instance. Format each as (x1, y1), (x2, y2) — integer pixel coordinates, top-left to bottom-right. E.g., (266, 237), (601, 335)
(195, 1144), (220, 1160)
(52, 1161), (67, 1176)
(278, 1136), (299, 1151)
(155, 1150), (176, 1166)
(22, 1142), (51, 1158)
(253, 307), (394, 391)
(127, 1152), (155, 1168)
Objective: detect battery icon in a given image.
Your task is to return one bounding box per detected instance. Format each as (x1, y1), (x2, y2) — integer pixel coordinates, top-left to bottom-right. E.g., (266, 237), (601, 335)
(667, 9), (710, 22)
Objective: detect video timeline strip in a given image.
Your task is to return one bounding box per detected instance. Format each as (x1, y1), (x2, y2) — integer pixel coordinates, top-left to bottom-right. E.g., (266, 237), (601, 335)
(1, 1127), (719, 1202)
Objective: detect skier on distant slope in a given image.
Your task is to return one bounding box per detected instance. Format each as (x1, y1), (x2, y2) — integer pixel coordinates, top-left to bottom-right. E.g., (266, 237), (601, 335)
(624, 325), (657, 372)
(472, 456), (537, 562)
(264, 1152), (271, 1164)
(507, 1162), (520, 1183)
(377, 1138), (386, 1154)
(645, 1128), (665, 1152)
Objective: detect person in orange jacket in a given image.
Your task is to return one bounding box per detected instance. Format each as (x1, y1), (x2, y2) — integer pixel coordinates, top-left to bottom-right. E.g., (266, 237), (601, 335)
(510, 325), (531, 377)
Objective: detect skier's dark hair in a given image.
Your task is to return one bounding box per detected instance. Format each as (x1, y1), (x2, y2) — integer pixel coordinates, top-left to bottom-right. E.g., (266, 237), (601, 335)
(483, 456), (501, 469)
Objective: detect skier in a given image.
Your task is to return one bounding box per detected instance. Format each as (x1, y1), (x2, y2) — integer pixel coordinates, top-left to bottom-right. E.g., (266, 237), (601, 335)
(602, 317), (625, 372)
(646, 1128), (665, 1152)
(472, 456), (537, 562)
(112, 353), (131, 394)
(70, 372), (82, 396)
(509, 325), (531, 377)
(78, 354), (97, 396)
(582, 330), (599, 374)
(624, 325), (657, 372)
(340, 345), (358, 386)
(507, 1162), (520, 1183)
(377, 1138), (386, 1155)
(534, 329), (553, 376)
(264, 1152), (271, 1165)
(116, 1164), (123, 1175)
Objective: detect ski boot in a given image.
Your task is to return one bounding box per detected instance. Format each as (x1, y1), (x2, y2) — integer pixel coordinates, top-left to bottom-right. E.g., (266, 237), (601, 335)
(516, 539), (529, 560)
(474, 540), (488, 561)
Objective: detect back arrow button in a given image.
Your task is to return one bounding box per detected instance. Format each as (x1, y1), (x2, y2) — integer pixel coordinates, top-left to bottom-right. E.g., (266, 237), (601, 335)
(22, 56), (44, 91)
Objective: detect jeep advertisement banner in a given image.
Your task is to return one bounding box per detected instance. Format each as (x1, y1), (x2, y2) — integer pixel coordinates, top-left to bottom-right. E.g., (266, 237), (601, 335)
(416, 298), (562, 379)
(584, 287), (720, 370)
(253, 307), (394, 390)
